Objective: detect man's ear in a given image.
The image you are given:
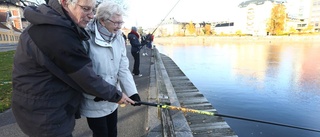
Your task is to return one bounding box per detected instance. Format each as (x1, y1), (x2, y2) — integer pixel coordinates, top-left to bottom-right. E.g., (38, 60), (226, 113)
(60, 0), (69, 9)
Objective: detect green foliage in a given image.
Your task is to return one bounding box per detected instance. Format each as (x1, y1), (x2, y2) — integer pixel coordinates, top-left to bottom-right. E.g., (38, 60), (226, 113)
(0, 50), (15, 112)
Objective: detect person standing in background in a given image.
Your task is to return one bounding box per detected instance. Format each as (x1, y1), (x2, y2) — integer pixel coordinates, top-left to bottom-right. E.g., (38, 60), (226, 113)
(141, 33), (148, 56)
(11, 0), (135, 136)
(80, 1), (141, 137)
(145, 32), (154, 54)
(128, 26), (146, 77)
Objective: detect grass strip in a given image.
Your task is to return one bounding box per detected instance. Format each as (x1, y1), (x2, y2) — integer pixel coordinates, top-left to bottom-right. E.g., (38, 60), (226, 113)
(0, 50), (15, 112)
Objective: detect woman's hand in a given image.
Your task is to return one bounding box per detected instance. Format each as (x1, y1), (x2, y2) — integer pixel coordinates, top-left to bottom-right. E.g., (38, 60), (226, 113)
(117, 93), (135, 106)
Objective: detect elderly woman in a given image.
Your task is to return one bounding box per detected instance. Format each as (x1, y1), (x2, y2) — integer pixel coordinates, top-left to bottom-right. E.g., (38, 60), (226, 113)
(80, 1), (141, 137)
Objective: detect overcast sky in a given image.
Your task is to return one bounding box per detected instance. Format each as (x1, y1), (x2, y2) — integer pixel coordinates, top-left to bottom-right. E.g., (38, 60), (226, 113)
(30, 0), (307, 28)
(123, 0), (244, 28)
(122, 0), (308, 28)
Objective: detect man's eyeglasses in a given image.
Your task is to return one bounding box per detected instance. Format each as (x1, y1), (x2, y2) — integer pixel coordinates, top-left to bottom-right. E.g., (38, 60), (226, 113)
(76, 3), (95, 14)
(107, 19), (124, 26)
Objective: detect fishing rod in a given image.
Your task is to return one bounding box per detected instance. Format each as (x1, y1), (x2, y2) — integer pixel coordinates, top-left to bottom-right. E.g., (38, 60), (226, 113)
(150, 0), (181, 36)
(138, 0), (181, 52)
(137, 101), (320, 133)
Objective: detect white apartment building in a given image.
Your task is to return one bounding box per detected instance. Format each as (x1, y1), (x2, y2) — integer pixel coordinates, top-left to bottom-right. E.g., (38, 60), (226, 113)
(237, 0), (275, 36)
(309, 0), (320, 31)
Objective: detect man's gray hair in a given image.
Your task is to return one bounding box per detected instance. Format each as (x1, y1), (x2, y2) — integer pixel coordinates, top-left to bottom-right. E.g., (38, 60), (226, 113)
(95, 1), (125, 21)
(57, 0), (80, 5)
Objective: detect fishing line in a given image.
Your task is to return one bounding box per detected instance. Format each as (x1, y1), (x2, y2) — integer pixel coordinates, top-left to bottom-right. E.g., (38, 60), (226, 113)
(150, 0), (182, 35)
(137, 101), (320, 133)
(138, 0), (181, 53)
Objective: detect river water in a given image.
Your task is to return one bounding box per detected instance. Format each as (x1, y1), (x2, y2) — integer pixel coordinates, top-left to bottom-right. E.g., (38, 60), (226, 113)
(156, 42), (320, 137)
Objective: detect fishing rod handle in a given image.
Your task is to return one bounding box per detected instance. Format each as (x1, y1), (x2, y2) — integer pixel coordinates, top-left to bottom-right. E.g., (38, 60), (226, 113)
(137, 101), (159, 107)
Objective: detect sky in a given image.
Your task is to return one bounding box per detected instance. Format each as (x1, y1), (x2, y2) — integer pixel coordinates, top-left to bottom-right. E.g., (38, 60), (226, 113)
(122, 0), (306, 28)
(30, 0), (306, 28)
(123, 0), (244, 28)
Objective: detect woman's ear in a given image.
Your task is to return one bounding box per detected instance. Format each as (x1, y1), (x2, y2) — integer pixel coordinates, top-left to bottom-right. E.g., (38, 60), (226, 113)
(99, 19), (105, 27)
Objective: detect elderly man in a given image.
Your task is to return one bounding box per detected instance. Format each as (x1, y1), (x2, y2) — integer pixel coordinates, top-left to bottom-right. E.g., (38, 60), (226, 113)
(11, 0), (136, 136)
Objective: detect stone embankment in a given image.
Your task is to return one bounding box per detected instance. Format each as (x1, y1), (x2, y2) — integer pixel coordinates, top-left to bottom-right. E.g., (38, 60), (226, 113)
(150, 48), (238, 137)
(154, 35), (320, 45)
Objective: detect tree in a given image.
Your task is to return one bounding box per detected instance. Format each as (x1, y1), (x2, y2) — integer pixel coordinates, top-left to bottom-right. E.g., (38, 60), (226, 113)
(303, 24), (313, 33)
(288, 26), (297, 34)
(235, 30), (242, 36)
(266, 4), (286, 35)
(204, 24), (211, 35)
(186, 21), (195, 35)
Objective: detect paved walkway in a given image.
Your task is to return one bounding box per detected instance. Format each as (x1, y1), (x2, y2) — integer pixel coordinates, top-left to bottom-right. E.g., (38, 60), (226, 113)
(0, 44), (17, 52)
(0, 45), (157, 137)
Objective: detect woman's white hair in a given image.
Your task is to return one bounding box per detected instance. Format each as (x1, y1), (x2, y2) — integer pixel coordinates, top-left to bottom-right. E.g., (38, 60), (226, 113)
(95, 1), (125, 21)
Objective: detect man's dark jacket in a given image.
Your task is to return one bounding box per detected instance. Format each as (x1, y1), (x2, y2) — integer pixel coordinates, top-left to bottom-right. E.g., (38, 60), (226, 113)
(11, 0), (122, 136)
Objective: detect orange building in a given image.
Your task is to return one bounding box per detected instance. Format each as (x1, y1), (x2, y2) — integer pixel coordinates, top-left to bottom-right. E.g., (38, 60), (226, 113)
(0, 1), (24, 44)
(0, 11), (21, 44)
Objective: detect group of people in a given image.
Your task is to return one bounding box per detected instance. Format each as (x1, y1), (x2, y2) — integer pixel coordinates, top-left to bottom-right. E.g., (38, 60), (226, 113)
(11, 0), (151, 137)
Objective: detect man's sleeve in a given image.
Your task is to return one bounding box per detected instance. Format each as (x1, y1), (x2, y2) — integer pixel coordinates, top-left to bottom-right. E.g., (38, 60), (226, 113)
(28, 25), (122, 102)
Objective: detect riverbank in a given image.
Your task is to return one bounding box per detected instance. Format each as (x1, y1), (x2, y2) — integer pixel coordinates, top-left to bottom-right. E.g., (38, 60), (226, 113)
(154, 35), (320, 45)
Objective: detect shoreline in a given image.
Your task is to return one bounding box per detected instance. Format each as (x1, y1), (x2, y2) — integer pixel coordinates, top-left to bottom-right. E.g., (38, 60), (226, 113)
(154, 36), (320, 45)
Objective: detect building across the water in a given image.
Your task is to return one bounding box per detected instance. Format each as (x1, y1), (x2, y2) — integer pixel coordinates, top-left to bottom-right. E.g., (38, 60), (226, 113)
(153, 0), (319, 36)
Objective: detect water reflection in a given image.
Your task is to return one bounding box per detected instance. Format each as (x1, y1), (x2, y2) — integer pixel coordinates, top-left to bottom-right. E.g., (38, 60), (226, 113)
(156, 42), (320, 137)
